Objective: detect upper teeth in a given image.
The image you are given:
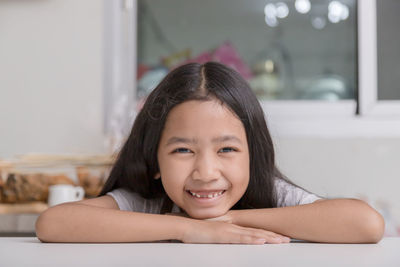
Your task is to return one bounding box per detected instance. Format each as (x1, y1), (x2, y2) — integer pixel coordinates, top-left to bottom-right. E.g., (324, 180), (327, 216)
(190, 191), (224, 198)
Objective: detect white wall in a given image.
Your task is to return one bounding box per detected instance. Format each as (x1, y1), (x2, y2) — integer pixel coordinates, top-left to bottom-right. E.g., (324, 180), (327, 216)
(0, 0), (107, 158)
(273, 136), (400, 230)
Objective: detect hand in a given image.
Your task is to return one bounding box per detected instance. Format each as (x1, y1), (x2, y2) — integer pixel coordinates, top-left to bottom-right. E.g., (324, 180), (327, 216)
(204, 210), (235, 224)
(165, 212), (189, 218)
(181, 219), (291, 245)
(166, 211), (233, 223)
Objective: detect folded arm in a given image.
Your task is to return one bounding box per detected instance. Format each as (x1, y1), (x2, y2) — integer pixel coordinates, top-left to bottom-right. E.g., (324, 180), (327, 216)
(227, 198), (385, 243)
(35, 201), (187, 243)
(35, 195), (289, 244)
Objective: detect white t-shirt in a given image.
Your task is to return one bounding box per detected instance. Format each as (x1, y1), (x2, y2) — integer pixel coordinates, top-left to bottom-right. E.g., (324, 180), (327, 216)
(106, 178), (322, 213)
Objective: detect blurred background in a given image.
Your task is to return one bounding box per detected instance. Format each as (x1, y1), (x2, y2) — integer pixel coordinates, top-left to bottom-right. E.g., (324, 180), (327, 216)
(0, 0), (399, 237)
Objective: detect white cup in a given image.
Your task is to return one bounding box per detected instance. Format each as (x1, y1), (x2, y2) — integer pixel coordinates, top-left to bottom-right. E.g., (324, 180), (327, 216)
(48, 184), (85, 207)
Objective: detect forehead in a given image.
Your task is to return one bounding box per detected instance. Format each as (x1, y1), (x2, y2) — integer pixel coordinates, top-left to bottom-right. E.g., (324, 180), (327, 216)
(160, 100), (246, 141)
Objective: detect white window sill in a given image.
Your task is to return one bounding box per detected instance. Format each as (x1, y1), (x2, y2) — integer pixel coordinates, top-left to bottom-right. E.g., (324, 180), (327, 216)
(261, 100), (400, 138)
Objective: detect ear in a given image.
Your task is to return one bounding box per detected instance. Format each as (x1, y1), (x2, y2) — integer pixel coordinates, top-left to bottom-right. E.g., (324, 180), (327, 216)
(154, 172), (161, 180)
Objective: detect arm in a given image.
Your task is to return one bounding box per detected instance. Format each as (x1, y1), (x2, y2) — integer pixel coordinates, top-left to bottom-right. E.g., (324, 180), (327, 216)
(35, 195), (290, 244)
(228, 198), (385, 244)
(35, 196), (188, 243)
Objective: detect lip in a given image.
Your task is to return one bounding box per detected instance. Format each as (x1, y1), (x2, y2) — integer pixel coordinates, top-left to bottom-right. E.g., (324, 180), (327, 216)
(187, 189), (226, 194)
(185, 190), (226, 206)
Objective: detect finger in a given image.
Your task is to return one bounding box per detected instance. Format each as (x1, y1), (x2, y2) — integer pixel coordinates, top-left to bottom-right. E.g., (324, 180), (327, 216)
(259, 232), (291, 243)
(247, 228), (291, 242)
(231, 234), (268, 245)
(258, 231), (290, 242)
(265, 233), (291, 243)
(270, 235), (291, 243)
(236, 227), (290, 244)
(237, 234), (282, 245)
(218, 223), (289, 244)
(223, 231), (267, 245)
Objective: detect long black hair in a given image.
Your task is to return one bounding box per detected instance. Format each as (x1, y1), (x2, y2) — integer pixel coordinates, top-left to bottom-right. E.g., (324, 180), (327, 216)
(99, 62), (312, 211)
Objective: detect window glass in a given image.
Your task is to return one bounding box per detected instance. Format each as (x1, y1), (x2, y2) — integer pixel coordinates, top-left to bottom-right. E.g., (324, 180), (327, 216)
(377, 0), (400, 100)
(137, 0), (357, 102)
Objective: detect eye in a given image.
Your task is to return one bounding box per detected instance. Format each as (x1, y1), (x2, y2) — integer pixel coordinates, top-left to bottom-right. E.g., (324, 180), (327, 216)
(172, 148), (192, 153)
(218, 147), (237, 153)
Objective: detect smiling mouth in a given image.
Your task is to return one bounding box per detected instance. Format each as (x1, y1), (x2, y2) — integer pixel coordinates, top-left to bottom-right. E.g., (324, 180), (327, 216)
(186, 190), (226, 199)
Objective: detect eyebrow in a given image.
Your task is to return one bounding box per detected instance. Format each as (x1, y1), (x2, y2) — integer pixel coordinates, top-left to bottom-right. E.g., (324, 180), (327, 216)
(165, 135), (243, 146)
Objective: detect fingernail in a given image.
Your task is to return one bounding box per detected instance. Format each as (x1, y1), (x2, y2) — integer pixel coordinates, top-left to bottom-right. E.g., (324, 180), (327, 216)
(256, 238), (266, 243)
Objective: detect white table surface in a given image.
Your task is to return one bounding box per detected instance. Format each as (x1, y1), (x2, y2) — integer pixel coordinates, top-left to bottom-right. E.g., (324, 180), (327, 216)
(0, 237), (399, 267)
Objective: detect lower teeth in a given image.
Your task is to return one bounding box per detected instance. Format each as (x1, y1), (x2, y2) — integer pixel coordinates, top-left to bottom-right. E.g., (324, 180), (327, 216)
(189, 191), (224, 199)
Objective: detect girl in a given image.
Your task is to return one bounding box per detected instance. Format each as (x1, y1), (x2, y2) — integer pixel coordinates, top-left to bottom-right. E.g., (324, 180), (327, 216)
(36, 62), (384, 244)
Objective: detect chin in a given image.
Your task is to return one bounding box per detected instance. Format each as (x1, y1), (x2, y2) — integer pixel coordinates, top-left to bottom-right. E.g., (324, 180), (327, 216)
(185, 209), (225, 220)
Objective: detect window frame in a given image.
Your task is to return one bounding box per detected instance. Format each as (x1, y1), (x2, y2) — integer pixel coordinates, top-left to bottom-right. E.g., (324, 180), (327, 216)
(358, 0), (400, 117)
(104, 0), (400, 140)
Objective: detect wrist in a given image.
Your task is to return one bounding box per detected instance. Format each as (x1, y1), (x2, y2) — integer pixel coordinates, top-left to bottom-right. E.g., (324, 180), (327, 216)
(230, 209), (240, 225)
(174, 216), (197, 241)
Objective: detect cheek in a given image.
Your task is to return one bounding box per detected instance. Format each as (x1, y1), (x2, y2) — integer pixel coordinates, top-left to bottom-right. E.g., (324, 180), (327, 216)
(232, 172), (250, 194)
(160, 176), (184, 206)
(160, 157), (192, 180)
(223, 159), (249, 190)
(228, 154), (249, 175)
(159, 160), (190, 198)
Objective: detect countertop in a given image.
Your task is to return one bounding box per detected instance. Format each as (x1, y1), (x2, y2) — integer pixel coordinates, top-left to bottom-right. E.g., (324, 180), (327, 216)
(0, 237), (399, 267)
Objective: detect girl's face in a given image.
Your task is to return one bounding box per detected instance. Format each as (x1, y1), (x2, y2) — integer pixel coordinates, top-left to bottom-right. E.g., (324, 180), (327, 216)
(157, 99), (250, 219)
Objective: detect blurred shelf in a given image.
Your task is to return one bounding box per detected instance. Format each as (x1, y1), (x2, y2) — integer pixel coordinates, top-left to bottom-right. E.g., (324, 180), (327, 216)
(0, 202), (48, 214)
(0, 202), (47, 235)
(0, 213), (39, 234)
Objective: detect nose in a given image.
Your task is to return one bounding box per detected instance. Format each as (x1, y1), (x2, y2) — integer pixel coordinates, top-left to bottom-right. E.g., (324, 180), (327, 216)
(191, 151), (220, 182)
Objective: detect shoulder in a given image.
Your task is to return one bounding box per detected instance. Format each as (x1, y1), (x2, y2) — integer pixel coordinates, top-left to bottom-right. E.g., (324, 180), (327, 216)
(274, 177), (323, 207)
(106, 187), (164, 213)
